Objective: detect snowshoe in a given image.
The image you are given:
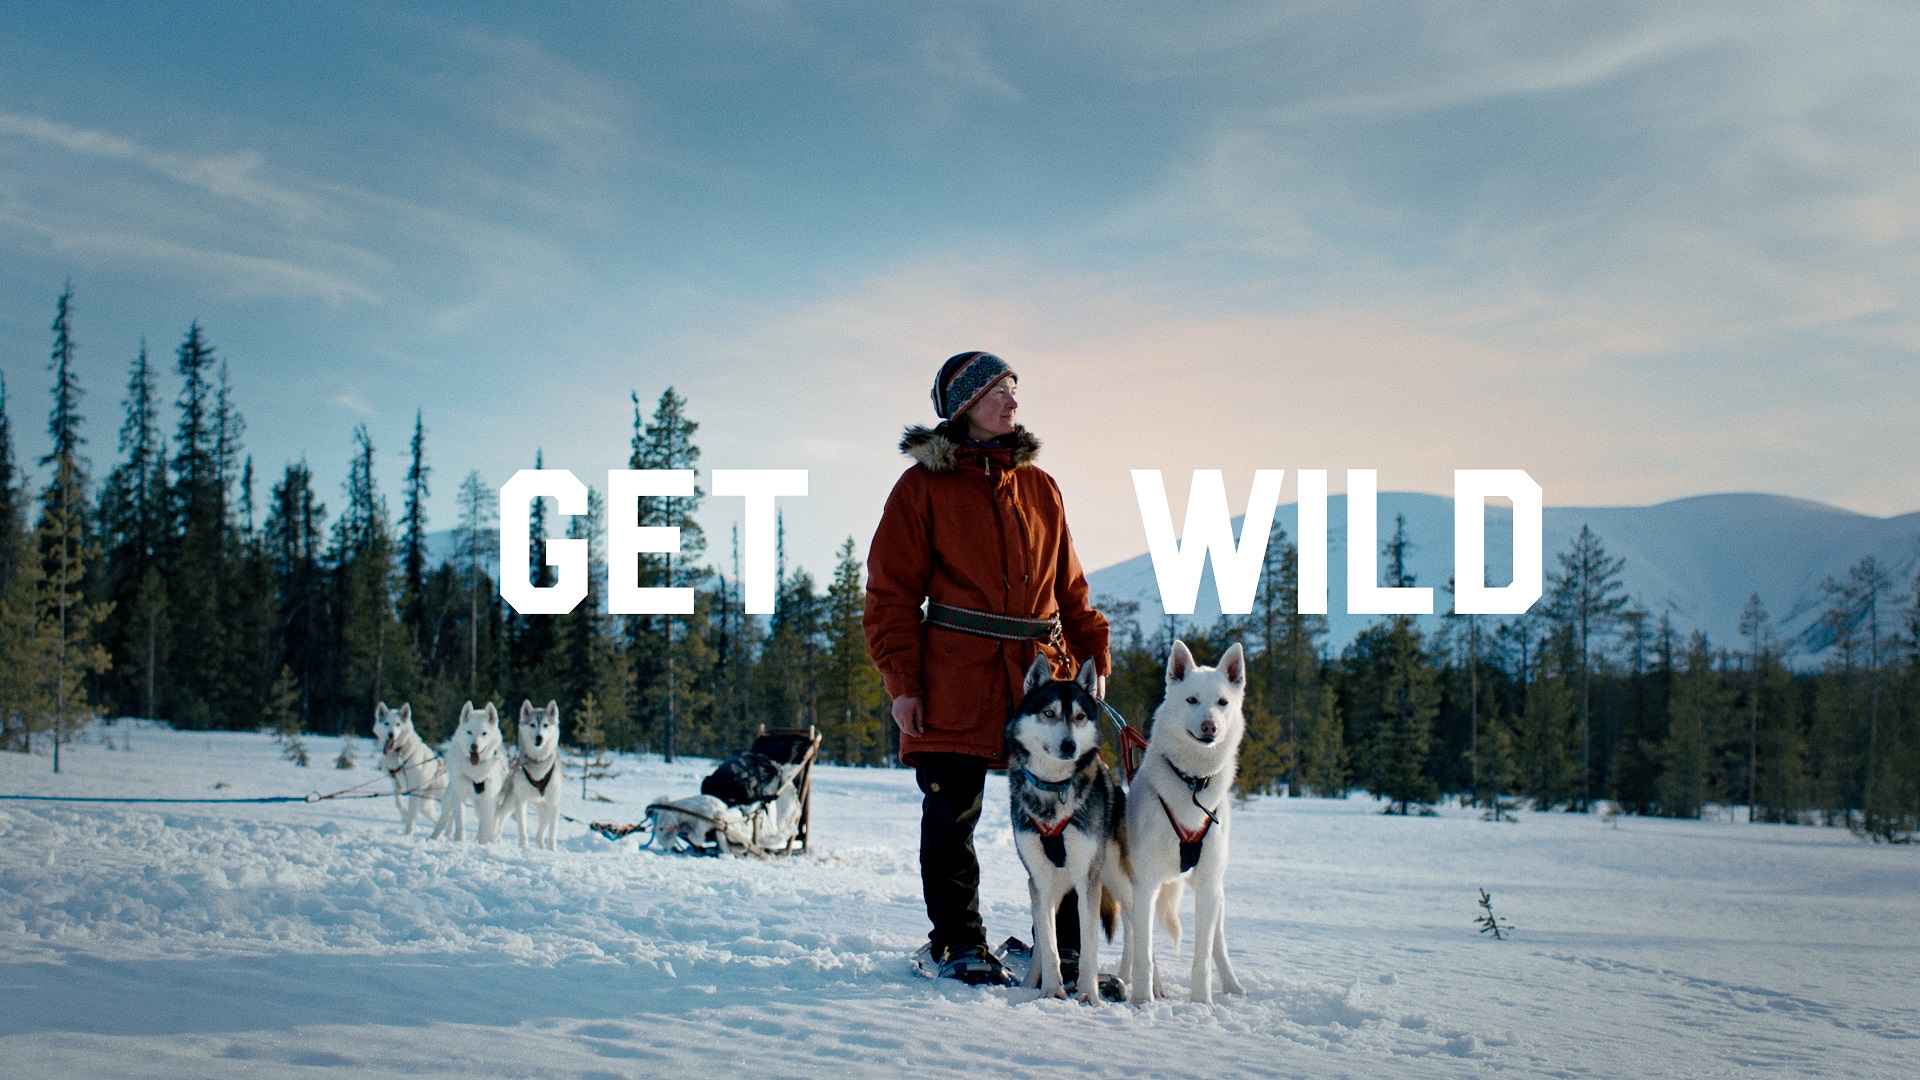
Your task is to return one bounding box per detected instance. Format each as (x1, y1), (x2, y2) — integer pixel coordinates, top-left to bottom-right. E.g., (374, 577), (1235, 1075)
(909, 941), (1015, 986)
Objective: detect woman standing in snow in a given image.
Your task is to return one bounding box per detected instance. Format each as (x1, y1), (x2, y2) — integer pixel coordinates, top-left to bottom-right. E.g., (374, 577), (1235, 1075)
(863, 350), (1111, 986)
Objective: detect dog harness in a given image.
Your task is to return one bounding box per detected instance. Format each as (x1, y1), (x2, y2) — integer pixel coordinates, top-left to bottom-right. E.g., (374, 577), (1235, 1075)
(1030, 812), (1072, 868)
(521, 756), (557, 794)
(1020, 767), (1076, 868)
(384, 734), (445, 796)
(1160, 764), (1221, 873)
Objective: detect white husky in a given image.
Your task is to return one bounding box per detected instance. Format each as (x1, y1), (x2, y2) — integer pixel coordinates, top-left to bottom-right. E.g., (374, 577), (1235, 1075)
(1125, 641), (1249, 1005)
(500, 699), (563, 849)
(431, 701), (509, 843)
(372, 701), (446, 835)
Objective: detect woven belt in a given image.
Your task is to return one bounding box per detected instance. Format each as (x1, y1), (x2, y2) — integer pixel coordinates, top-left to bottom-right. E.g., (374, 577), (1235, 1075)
(925, 601), (1063, 647)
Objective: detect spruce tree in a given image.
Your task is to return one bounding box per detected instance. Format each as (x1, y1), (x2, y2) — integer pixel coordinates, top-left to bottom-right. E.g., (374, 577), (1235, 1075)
(400, 409), (430, 654)
(629, 388), (706, 761)
(330, 425), (411, 732)
(1655, 633), (1723, 818)
(166, 323), (228, 727)
(264, 461), (326, 732)
(1239, 524), (1323, 795)
(97, 342), (171, 718)
(37, 284), (112, 770)
(454, 469), (499, 698)
(0, 372), (21, 594)
(819, 537), (884, 764)
(1546, 525), (1631, 811)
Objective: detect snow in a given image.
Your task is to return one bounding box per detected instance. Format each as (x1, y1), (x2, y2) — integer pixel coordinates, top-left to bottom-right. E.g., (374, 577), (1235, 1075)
(3, 724), (1917, 1079)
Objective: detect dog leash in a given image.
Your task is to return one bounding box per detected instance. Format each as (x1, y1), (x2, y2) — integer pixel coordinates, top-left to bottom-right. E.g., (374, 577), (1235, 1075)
(1097, 699), (1149, 782)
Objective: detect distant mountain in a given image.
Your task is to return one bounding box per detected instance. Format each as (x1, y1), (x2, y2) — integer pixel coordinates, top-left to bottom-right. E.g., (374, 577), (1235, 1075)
(1085, 493), (1920, 664)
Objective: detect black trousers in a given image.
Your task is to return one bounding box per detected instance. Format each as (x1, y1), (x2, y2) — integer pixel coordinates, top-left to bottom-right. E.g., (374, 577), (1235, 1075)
(914, 752), (1081, 957)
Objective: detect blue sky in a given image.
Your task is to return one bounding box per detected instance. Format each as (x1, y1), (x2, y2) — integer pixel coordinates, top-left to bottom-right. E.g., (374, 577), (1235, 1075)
(1, 2), (1914, 580)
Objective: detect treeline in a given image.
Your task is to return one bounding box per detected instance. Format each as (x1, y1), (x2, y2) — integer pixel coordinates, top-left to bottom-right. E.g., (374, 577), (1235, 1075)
(8, 288), (1917, 840)
(1099, 517), (1920, 841)
(0, 287), (890, 768)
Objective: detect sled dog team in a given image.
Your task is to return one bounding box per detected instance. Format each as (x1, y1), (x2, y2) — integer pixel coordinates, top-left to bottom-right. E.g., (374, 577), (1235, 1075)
(370, 699), (563, 848)
(1007, 639), (1248, 1006)
(368, 639), (1249, 1005)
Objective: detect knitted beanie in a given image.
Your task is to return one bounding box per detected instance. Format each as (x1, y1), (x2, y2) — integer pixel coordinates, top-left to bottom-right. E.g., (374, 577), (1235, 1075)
(931, 351), (1016, 420)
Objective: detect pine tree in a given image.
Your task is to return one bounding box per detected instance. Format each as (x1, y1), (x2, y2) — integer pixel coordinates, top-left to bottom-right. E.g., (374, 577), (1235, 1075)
(455, 469), (499, 698)
(1343, 516), (1437, 812)
(760, 568), (824, 736)
(1546, 526), (1631, 811)
(36, 284), (112, 770)
(97, 341), (172, 719)
(1238, 524), (1322, 795)
(1656, 632), (1724, 818)
(1514, 639), (1579, 811)
(629, 388), (706, 761)
(400, 409), (430, 655)
(1295, 683), (1349, 797)
(568, 691), (619, 801)
(819, 537), (884, 764)
(0, 372), (22, 595)
(165, 323), (228, 727)
(264, 462), (327, 732)
(330, 425), (413, 732)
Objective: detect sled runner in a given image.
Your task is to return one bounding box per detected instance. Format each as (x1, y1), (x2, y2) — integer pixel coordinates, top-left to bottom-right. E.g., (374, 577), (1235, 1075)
(595, 726), (821, 857)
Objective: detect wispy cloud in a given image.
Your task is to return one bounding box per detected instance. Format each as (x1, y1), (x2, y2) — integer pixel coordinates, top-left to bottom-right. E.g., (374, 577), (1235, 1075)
(0, 110), (329, 224)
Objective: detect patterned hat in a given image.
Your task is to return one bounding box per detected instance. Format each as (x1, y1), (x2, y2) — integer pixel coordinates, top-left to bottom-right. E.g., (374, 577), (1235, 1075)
(931, 351), (1016, 420)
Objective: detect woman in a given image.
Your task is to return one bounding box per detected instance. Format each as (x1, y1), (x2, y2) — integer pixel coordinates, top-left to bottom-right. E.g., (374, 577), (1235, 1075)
(864, 350), (1111, 986)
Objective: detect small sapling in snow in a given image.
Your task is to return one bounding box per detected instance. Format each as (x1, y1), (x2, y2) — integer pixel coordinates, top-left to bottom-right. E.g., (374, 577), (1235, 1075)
(1476, 888), (1513, 939)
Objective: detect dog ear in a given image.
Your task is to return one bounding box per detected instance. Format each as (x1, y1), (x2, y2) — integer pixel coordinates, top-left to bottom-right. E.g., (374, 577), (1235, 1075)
(1167, 640), (1194, 683)
(484, 702), (499, 724)
(1023, 654), (1053, 696)
(1221, 642), (1246, 686)
(1075, 658), (1100, 695)
(399, 703), (412, 723)
(520, 699), (535, 721)
(375, 702), (389, 722)
(545, 700), (560, 721)
(459, 700), (475, 723)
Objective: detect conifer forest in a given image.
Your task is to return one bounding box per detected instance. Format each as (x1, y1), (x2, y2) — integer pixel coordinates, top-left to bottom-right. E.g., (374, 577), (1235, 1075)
(4, 288), (1918, 840)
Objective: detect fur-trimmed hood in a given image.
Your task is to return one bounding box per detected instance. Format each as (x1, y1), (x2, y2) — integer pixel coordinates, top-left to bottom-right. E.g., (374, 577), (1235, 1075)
(898, 422), (1041, 473)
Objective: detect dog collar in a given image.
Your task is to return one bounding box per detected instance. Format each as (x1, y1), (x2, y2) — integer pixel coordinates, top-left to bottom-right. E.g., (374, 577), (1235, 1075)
(1021, 767), (1075, 794)
(1169, 762), (1215, 795)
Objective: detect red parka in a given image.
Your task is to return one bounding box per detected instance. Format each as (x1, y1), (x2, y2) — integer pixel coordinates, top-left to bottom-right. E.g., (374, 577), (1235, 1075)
(864, 424), (1111, 766)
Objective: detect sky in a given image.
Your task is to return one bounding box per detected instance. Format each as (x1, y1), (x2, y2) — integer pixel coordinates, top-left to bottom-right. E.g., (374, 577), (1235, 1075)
(1, 1), (1915, 581)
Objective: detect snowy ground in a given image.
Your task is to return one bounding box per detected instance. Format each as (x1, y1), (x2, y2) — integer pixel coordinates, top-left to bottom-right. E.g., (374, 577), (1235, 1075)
(2, 724), (1917, 1079)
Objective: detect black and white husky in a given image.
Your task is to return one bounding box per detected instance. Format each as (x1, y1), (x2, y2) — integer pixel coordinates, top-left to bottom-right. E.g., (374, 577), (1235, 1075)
(431, 701), (509, 843)
(1124, 640), (1249, 1005)
(372, 701), (445, 835)
(1007, 655), (1133, 1003)
(499, 699), (563, 849)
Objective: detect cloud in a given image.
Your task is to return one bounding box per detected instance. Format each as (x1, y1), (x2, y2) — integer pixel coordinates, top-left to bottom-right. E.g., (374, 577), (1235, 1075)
(0, 110), (329, 224)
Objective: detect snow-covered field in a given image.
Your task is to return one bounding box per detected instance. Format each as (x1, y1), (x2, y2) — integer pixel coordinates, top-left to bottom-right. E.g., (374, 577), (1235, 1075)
(2, 724), (1916, 1079)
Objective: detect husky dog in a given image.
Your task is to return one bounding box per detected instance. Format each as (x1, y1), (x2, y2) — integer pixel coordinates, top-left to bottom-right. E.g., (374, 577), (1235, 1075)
(1007, 655), (1132, 1003)
(372, 701), (446, 835)
(1125, 640), (1249, 1005)
(500, 699), (563, 849)
(431, 701), (509, 842)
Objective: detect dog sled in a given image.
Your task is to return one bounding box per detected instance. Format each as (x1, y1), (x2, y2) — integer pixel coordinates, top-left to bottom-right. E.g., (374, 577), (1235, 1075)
(595, 726), (821, 857)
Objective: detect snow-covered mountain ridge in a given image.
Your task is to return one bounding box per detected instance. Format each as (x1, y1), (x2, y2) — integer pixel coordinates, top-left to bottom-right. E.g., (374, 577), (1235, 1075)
(1086, 492), (1920, 661)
